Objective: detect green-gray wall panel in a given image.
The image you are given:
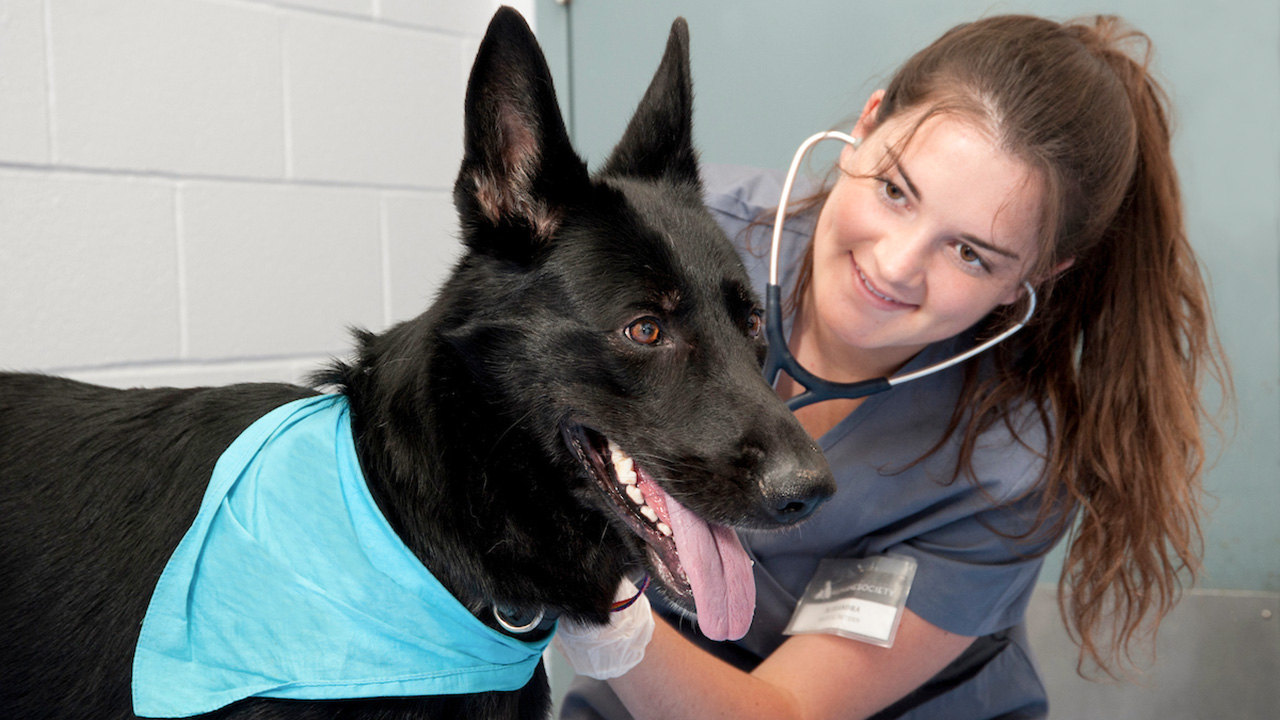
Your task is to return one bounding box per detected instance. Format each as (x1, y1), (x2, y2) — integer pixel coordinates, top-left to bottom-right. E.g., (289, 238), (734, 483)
(537, 0), (1279, 592)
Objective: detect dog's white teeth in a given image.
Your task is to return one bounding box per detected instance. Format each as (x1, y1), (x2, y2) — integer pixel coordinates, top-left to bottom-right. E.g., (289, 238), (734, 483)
(609, 440), (637, 485)
(625, 484), (644, 505)
(607, 438), (668, 535)
(617, 463), (636, 485)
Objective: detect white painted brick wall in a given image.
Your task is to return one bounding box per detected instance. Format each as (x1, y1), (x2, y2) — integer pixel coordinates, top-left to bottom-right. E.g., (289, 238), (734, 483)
(0, 0), (535, 389)
(180, 182), (384, 358)
(286, 13), (462, 187)
(51, 0), (286, 178)
(0, 0), (50, 164)
(0, 171), (179, 368)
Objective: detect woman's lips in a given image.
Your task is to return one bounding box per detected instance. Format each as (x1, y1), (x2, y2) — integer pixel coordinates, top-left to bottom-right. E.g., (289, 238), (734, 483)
(852, 258), (917, 310)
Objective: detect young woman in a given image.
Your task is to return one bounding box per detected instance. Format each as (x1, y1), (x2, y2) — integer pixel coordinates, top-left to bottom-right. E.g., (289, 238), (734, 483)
(557, 14), (1228, 719)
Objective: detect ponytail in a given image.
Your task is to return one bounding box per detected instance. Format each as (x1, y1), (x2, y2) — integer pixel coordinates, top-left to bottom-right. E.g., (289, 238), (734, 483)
(1038, 19), (1228, 674)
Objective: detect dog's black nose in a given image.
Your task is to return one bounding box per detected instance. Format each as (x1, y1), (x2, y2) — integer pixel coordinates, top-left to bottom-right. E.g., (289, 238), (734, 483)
(761, 471), (834, 525)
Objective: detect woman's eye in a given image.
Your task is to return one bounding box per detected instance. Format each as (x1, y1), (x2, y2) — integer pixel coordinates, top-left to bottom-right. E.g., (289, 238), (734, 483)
(878, 178), (907, 204)
(956, 243), (986, 269)
(746, 310), (763, 338)
(625, 317), (663, 345)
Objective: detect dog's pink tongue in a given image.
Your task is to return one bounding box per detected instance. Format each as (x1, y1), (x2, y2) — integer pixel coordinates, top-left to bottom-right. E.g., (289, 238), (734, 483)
(663, 494), (755, 641)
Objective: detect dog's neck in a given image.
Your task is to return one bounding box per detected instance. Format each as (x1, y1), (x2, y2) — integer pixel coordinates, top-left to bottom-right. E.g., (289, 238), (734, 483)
(332, 317), (629, 628)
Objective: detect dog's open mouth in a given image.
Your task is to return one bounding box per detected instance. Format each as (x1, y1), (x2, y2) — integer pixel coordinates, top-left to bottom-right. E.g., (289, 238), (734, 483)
(563, 424), (755, 641)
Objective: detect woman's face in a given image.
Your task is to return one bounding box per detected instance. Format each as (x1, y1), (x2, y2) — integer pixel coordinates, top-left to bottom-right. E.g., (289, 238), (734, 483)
(806, 97), (1045, 377)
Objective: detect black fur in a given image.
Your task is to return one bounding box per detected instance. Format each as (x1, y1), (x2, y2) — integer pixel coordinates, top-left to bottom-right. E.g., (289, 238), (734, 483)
(0, 8), (833, 720)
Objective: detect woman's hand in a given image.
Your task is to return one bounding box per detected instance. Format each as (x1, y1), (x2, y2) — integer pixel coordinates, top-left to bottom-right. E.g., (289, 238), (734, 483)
(553, 577), (656, 680)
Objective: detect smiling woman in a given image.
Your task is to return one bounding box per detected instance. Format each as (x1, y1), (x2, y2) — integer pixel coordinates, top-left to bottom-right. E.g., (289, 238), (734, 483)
(800, 102), (1049, 392)
(749, 127), (1046, 418)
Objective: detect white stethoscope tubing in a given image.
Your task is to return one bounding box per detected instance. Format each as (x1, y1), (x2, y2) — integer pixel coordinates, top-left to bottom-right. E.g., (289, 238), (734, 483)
(763, 131), (1037, 409)
(769, 131), (859, 286)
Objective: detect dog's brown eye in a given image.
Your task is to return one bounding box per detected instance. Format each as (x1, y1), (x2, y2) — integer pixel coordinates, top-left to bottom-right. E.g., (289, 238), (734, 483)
(746, 311), (763, 338)
(625, 318), (663, 345)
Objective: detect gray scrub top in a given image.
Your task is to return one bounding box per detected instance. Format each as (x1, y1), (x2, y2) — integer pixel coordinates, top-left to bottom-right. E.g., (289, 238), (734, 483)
(561, 165), (1069, 720)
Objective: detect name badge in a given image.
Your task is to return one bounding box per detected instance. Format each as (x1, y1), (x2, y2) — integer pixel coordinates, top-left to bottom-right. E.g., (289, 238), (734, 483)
(783, 555), (917, 648)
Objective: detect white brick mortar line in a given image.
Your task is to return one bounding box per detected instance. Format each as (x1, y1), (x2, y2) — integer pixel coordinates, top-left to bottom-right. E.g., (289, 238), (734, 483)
(0, 161), (449, 194)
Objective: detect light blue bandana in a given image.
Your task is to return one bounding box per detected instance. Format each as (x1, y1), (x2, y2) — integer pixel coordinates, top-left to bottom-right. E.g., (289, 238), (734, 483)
(132, 395), (553, 718)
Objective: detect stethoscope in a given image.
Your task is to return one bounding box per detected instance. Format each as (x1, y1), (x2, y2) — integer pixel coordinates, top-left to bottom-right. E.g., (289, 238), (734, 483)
(762, 130), (1037, 411)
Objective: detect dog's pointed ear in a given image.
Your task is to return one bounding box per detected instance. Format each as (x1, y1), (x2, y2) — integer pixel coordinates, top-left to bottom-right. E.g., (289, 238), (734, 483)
(454, 7), (588, 260)
(598, 18), (699, 186)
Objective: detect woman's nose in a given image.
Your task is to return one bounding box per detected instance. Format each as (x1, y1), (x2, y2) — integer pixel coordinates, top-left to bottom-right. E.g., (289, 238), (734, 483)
(873, 231), (929, 288)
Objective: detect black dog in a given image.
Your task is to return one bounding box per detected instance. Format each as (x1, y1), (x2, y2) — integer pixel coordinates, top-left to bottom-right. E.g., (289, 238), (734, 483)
(0, 8), (833, 719)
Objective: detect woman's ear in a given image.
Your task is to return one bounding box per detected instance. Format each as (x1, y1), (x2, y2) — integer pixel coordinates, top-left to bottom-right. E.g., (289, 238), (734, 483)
(1047, 257), (1076, 278)
(1000, 258), (1076, 306)
(852, 89), (885, 139)
(840, 90), (885, 167)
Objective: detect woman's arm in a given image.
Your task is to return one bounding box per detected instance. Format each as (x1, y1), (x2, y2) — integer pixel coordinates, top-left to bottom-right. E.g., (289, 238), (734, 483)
(606, 607), (976, 720)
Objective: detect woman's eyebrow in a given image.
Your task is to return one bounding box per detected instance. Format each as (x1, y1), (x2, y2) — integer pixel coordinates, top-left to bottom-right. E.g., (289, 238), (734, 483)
(960, 233), (1022, 261)
(896, 157), (1023, 262)
(894, 159), (924, 201)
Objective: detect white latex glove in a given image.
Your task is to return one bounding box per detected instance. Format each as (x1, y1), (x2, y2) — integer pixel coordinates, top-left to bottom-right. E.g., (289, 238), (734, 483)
(553, 577), (656, 680)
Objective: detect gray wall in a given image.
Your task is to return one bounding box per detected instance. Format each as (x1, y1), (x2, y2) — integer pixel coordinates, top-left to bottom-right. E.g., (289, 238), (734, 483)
(537, 0), (1280, 595)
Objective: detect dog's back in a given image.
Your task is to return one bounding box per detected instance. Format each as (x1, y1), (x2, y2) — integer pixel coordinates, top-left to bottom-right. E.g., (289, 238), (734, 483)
(0, 375), (313, 715)
(2, 379), (528, 719)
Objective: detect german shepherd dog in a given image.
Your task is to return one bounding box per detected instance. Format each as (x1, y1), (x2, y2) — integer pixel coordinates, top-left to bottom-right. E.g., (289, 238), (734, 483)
(0, 8), (833, 719)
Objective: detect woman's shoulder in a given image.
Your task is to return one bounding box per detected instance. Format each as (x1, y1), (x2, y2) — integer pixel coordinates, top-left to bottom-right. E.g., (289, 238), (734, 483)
(700, 163), (819, 268)
(700, 164), (788, 250)
(700, 163), (788, 218)
(967, 395), (1053, 504)
(701, 163), (827, 223)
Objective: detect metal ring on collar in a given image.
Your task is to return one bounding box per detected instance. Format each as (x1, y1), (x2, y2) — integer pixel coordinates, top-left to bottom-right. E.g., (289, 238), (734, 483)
(493, 605), (546, 635)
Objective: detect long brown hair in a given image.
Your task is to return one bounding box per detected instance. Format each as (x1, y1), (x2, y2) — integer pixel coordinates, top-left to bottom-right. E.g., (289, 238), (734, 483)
(780, 15), (1230, 676)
